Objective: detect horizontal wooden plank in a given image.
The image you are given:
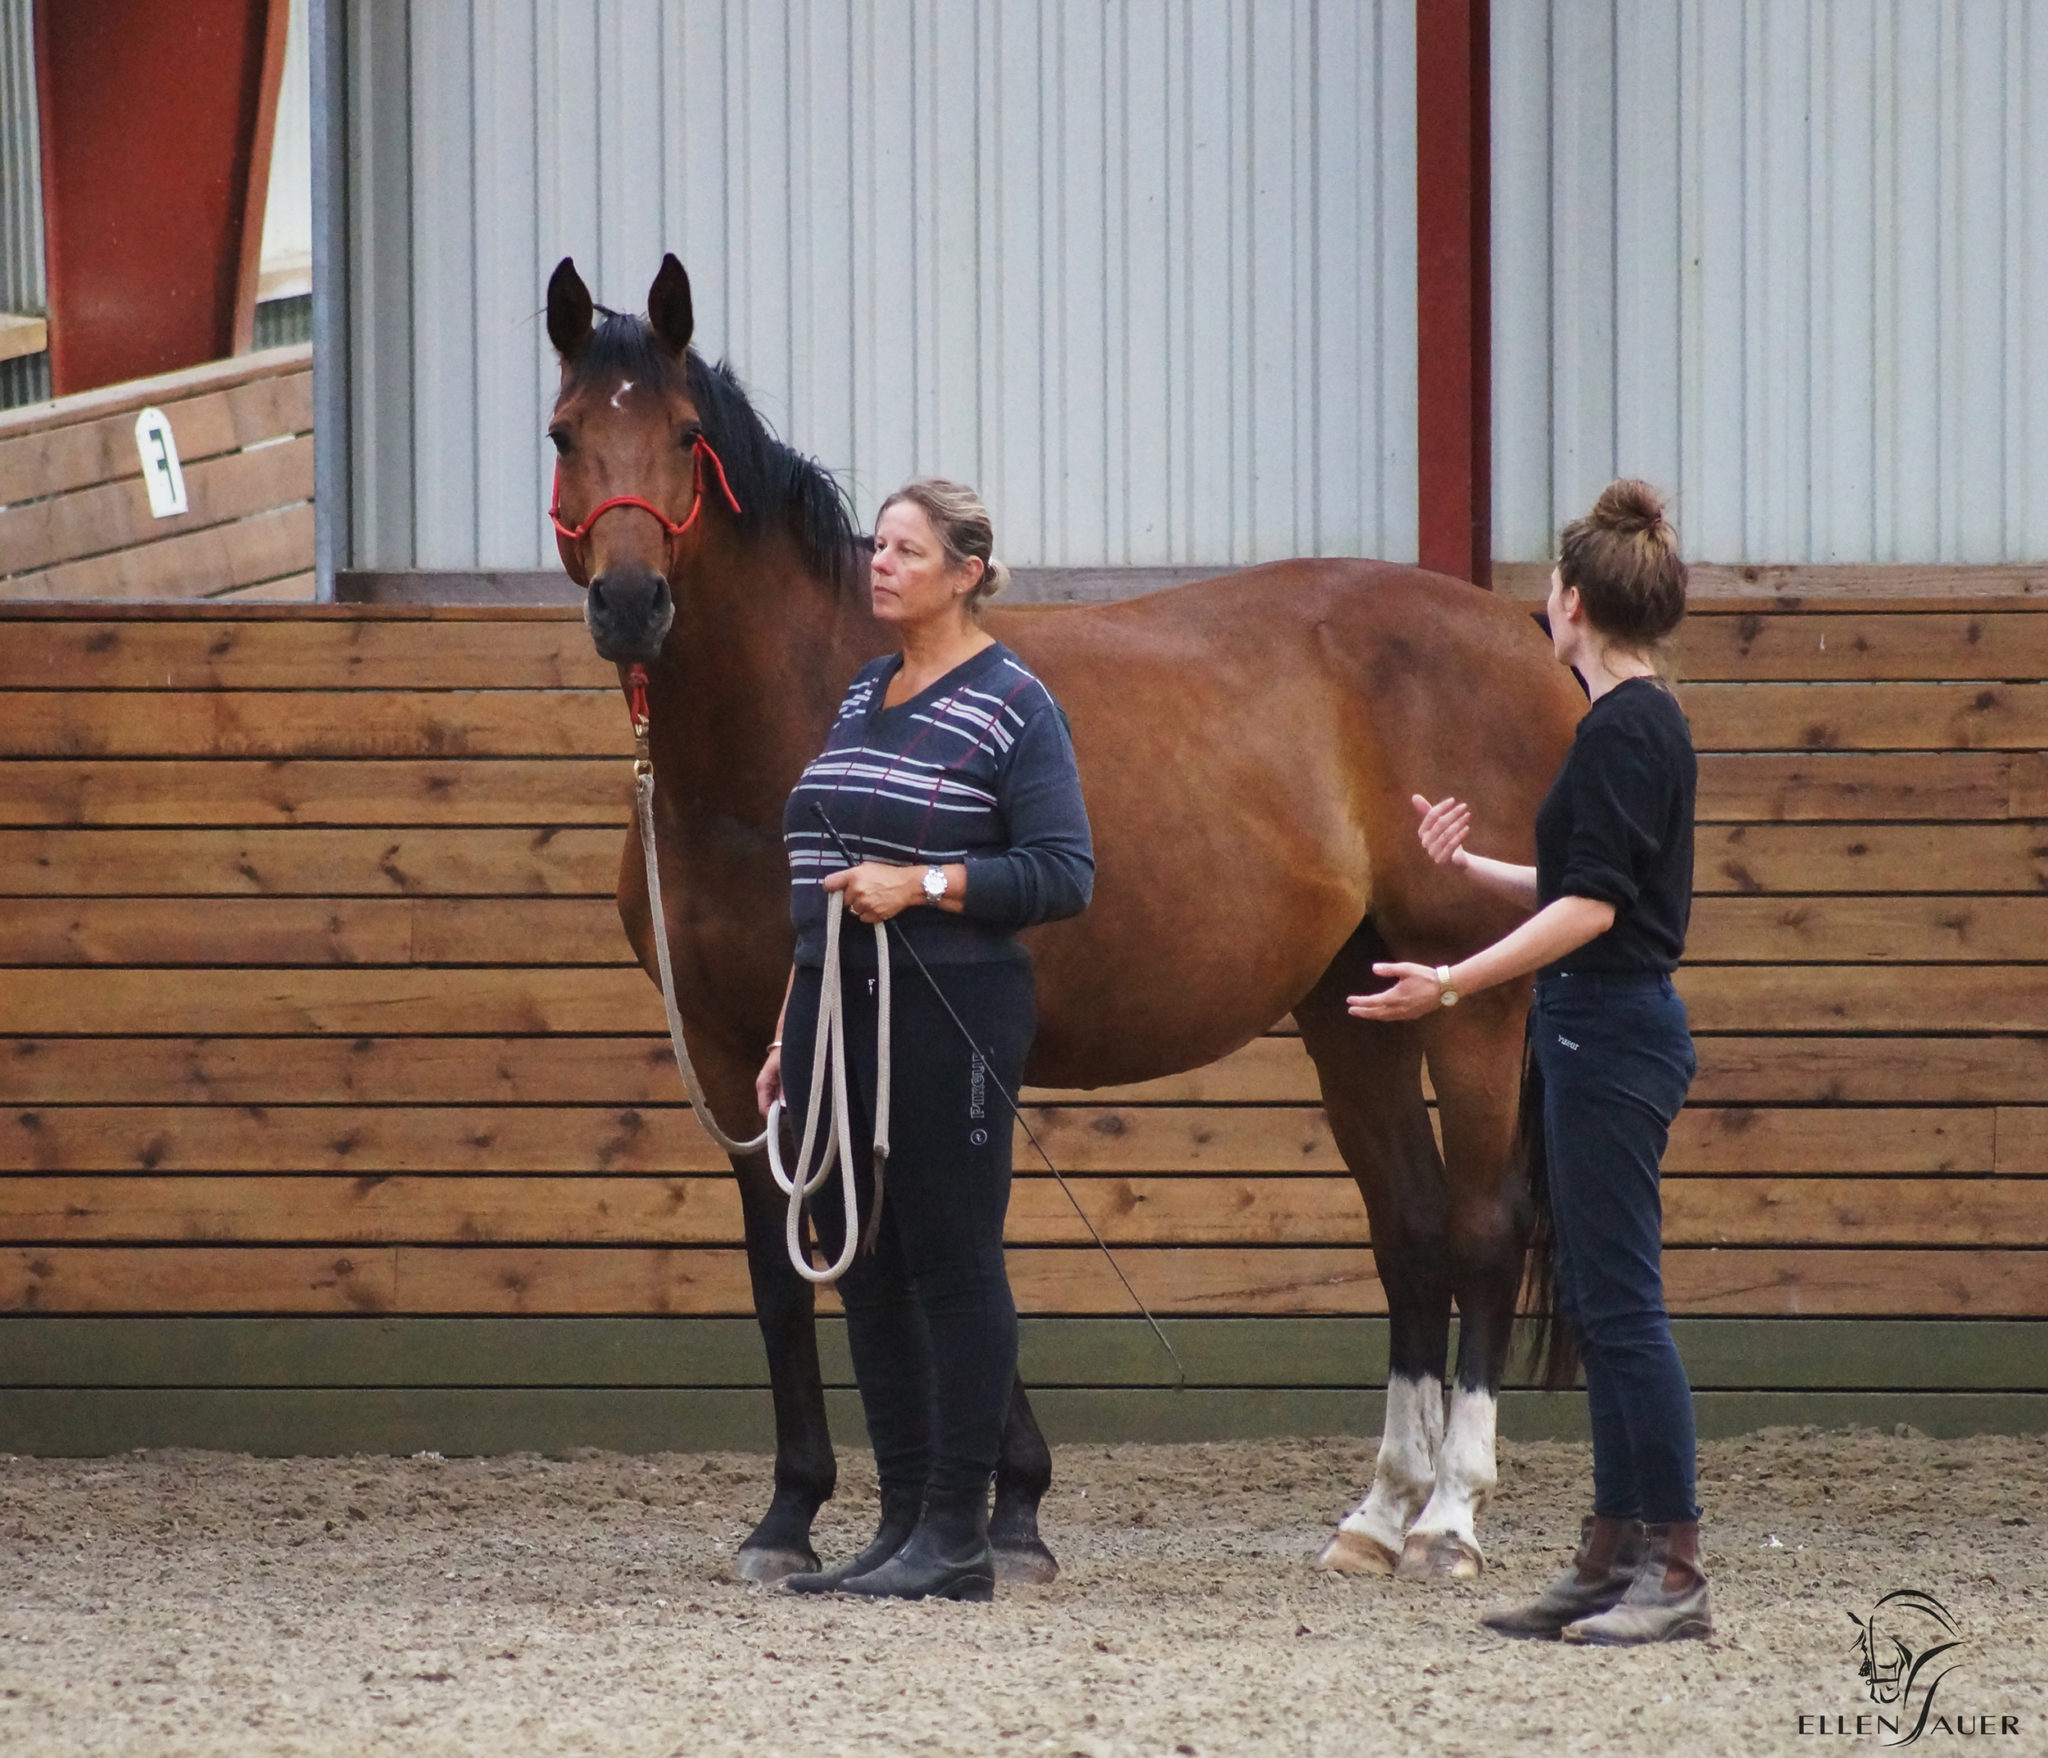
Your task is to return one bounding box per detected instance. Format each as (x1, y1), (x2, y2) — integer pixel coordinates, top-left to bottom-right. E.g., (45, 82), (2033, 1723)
(0, 1244), (2040, 1315)
(0, 368), (312, 506)
(1660, 1249), (2048, 1317)
(1695, 824), (2048, 893)
(2010, 753), (2048, 817)
(0, 1037), (696, 1105)
(1681, 682), (2048, 751)
(1677, 612), (2048, 682)
(1678, 965), (2048, 1034)
(1694, 753), (2013, 822)
(0, 968), (664, 1035)
(0, 618), (613, 691)
(0, 759), (631, 827)
(5, 1173), (2039, 1249)
(1, 504), (314, 603)
(1495, 562), (2048, 602)
(1995, 1110), (2048, 1176)
(0, 1033), (2038, 1110)
(0, 897), (633, 966)
(1686, 896), (2048, 963)
(0, 828), (625, 896)
(0, 1103), (1982, 1177)
(0, 434), (315, 579)
(0, 345), (313, 442)
(0, 690), (628, 758)
(0, 311), (44, 364)
(1690, 1037), (2048, 1105)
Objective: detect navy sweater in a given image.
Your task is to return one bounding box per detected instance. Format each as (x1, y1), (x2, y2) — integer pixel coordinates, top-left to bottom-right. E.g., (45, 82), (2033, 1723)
(1534, 676), (1696, 975)
(784, 643), (1095, 968)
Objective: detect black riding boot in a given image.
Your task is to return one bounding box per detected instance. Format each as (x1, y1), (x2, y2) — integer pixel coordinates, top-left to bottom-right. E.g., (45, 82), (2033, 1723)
(781, 1484), (923, 1596)
(838, 1484), (995, 1603)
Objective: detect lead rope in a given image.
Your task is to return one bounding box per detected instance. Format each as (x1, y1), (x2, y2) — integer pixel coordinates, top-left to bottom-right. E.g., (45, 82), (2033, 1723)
(629, 668), (883, 1285)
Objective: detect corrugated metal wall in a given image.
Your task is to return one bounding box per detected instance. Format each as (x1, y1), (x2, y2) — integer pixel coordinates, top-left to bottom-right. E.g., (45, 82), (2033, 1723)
(348, 0), (1419, 571)
(0, 0), (49, 409)
(1494, 0), (2048, 565)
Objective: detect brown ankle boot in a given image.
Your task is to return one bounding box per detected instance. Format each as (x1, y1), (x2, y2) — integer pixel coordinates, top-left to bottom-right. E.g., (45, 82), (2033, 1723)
(1480, 1515), (1645, 1640)
(1561, 1520), (1712, 1645)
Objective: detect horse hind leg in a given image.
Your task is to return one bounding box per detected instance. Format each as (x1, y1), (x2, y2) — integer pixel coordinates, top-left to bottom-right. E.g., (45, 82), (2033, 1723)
(1392, 985), (1535, 1581)
(1294, 931), (1454, 1576)
(989, 1374), (1059, 1584)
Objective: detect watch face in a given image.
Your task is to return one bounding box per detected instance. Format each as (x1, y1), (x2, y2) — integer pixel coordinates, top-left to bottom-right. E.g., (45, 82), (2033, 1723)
(923, 867), (945, 898)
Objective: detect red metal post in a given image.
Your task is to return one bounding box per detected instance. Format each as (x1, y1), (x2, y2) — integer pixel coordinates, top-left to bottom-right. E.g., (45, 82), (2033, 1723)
(1415, 0), (1492, 588)
(34, 0), (289, 395)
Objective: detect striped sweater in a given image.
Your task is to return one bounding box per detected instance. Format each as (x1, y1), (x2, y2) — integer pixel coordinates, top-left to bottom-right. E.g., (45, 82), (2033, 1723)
(783, 642), (1095, 967)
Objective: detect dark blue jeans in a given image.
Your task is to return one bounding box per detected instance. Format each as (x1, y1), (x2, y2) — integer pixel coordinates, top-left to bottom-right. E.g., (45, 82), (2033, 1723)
(782, 957), (1035, 1502)
(1533, 970), (1701, 1524)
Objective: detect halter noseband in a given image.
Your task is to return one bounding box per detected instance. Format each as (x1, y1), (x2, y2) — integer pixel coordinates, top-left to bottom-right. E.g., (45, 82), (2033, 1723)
(548, 432), (743, 568)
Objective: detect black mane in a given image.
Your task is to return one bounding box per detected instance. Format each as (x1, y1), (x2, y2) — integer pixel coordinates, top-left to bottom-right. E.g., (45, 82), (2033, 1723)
(566, 309), (865, 593)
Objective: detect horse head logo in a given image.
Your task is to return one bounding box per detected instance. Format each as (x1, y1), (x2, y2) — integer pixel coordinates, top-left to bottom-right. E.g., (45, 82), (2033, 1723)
(1848, 1590), (1964, 1746)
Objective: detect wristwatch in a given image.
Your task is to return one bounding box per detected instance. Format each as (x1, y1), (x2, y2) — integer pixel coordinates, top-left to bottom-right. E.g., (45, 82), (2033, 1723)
(921, 865), (948, 903)
(1435, 964), (1460, 1007)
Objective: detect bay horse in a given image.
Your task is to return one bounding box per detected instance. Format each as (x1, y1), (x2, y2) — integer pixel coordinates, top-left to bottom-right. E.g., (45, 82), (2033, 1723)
(543, 254), (1584, 1585)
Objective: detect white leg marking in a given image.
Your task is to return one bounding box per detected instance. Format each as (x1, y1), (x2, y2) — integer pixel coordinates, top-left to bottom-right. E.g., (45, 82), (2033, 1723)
(1407, 1385), (1499, 1554)
(1338, 1373), (1445, 1557)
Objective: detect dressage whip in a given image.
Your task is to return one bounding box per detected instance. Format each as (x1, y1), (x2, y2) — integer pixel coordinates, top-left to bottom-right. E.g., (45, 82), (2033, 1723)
(626, 673), (1184, 1385)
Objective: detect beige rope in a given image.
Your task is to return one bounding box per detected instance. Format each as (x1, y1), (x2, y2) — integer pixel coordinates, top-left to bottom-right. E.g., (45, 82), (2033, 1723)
(635, 768), (886, 1284)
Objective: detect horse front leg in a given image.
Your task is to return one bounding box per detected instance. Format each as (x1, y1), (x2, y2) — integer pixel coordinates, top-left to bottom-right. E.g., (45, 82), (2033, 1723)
(733, 1158), (838, 1582)
(1393, 988), (1534, 1580)
(989, 1373), (1059, 1584)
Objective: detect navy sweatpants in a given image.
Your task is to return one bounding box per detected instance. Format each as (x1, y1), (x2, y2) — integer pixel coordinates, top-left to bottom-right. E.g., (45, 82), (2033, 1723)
(1532, 969), (1701, 1524)
(781, 956), (1035, 1502)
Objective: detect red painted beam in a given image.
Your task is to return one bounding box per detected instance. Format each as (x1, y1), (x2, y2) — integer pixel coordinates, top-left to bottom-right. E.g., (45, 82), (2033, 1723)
(1416, 0), (1491, 588)
(34, 0), (288, 396)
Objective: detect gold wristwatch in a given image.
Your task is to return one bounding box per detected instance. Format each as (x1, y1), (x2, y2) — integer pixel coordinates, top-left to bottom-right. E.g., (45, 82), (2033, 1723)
(1435, 964), (1460, 1007)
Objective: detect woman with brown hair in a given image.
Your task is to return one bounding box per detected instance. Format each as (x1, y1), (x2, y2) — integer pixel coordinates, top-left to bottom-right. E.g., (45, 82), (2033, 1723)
(1350, 479), (1709, 1645)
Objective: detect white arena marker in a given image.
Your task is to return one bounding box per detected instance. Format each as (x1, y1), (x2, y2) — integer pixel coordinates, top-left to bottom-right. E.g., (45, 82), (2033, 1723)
(134, 407), (189, 518)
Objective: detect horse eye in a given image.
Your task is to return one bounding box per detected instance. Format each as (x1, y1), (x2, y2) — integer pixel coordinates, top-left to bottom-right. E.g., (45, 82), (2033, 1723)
(678, 425), (703, 450)
(547, 428), (570, 455)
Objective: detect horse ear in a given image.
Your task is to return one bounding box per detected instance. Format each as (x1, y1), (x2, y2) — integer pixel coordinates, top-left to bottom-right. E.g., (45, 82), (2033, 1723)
(547, 257), (594, 358)
(648, 254), (694, 355)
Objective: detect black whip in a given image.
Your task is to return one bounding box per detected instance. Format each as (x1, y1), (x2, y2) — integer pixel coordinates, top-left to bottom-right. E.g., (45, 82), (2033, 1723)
(810, 801), (1186, 1390)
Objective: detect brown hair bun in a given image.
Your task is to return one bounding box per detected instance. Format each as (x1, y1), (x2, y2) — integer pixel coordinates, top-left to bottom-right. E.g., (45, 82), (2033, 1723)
(1558, 478), (1687, 647)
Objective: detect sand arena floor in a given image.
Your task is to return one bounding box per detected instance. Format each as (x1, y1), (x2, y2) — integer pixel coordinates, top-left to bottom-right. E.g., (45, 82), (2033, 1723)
(0, 1428), (2041, 1757)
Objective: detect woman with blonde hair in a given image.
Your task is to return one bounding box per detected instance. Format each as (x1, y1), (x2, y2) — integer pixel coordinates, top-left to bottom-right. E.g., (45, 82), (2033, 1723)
(1351, 480), (1709, 1645)
(755, 479), (1093, 1602)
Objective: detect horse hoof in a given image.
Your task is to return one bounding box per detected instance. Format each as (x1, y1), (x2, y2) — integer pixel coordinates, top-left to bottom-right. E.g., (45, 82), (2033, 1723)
(1317, 1529), (1399, 1575)
(1395, 1530), (1485, 1581)
(733, 1545), (818, 1585)
(993, 1539), (1060, 1586)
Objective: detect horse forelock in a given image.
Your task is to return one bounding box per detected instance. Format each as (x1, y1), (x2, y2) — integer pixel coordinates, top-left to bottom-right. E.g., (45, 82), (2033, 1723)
(558, 309), (864, 595)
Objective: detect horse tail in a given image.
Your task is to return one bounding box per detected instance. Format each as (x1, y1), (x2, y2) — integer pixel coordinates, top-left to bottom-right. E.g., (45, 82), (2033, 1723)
(1514, 1023), (1581, 1392)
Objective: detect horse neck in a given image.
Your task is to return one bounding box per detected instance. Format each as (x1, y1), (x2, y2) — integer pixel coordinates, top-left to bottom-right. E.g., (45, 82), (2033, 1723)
(645, 523), (886, 830)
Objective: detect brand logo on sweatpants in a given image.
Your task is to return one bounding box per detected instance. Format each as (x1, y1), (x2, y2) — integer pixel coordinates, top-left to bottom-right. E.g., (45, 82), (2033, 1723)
(1557, 1035), (1580, 1051)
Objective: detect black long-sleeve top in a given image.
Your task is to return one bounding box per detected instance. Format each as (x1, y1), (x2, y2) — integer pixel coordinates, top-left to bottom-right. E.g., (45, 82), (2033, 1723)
(1533, 675), (1696, 975)
(783, 642), (1095, 968)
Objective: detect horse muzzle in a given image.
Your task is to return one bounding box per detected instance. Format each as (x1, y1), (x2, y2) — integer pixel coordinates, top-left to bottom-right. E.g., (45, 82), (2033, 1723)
(585, 567), (676, 663)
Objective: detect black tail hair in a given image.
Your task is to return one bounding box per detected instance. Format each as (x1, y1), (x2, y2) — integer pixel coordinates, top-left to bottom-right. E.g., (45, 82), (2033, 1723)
(1515, 1024), (1582, 1391)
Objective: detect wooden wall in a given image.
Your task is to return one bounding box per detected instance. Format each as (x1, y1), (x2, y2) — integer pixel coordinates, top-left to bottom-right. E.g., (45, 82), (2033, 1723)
(1, 598), (2043, 1451)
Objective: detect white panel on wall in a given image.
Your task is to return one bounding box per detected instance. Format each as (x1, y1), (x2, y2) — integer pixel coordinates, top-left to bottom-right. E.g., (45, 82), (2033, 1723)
(1494, 0), (2048, 566)
(356, 0), (1418, 570)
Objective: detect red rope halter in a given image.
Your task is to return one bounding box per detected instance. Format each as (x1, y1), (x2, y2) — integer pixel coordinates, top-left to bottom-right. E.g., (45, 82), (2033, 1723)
(548, 432), (742, 562)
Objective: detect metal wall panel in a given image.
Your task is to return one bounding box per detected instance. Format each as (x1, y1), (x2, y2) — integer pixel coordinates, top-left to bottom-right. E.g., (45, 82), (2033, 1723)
(0, 0), (43, 317)
(357, 0), (1418, 570)
(1494, 0), (2048, 564)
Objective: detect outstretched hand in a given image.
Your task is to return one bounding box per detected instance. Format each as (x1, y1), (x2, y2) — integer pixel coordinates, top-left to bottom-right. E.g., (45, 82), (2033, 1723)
(1347, 962), (1445, 1022)
(1413, 793), (1471, 868)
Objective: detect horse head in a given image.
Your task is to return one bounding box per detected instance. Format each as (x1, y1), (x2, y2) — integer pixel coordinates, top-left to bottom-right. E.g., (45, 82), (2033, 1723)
(545, 252), (728, 664)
